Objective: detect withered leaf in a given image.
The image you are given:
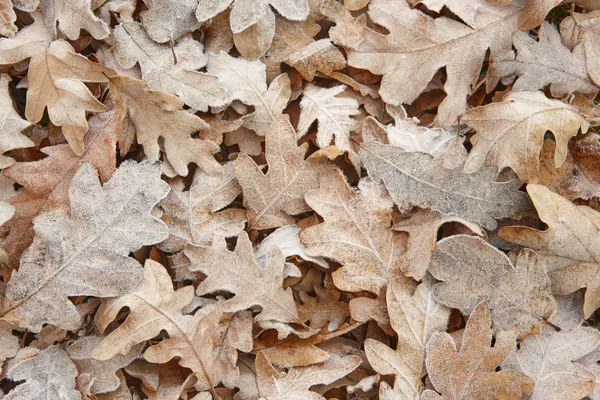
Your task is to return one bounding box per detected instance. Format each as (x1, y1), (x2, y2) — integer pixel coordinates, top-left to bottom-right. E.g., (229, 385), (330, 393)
(0, 74), (33, 168)
(108, 75), (221, 177)
(462, 91), (590, 183)
(499, 184), (600, 318)
(298, 284), (349, 332)
(423, 302), (534, 399)
(140, 0), (201, 43)
(39, 0), (109, 40)
(0, 12), (53, 65)
(359, 141), (532, 230)
(1, 160), (169, 332)
(320, 0), (366, 50)
(429, 235), (556, 335)
(561, 11), (600, 86)
(92, 260), (222, 391)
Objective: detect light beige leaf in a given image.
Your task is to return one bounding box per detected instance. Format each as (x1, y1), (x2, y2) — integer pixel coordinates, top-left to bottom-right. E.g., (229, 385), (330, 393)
(25, 40), (113, 155)
(140, 0), (201, 43)
(519, 0), (562, 30)
(489, 22), (597, 97)
(0, 0), (17, 38)
(232, 5), (276, 59)
(235, 115), (328, 230)
(214, 311), (253, 389)
(430, 235), (556, 335)
(92, 259), (222, 391)
(0, 74), (33, 168)
(393, 209), (484, 280)
(66, 336), (141, 395)
(463, 91), (590, 183)
(255, 351), (361, 399)
(298, 284), (349, 332)
(359, 141), (532, 230)
(0, 160), (169, 332)
(108, 75), (221, 177)
(113, 22), (227, 111)
(39, 0), (109, 39)
(561, 11), (600, 86)
(206, 52), (291, 134)
(185, 231), (302, 325)
(365, 277), (450, 400)
(423, 302), (534, 400)
(5, 346), (81, 400)
(300, 169), (407, 294)
(0, 11), (52, 65)
(158, 161), (246, 253)
(347, 0), (523, 126)
(2, 100), (122, 269)
(320, 0), (366, 50)
(502, 326), (600, 400)
(499, 184), (600, 318)
(297, 84), (359, 153)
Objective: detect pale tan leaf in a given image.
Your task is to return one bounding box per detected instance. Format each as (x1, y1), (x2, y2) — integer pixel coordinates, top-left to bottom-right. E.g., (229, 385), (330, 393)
(235, 115), (328, 230)
(5, 346), (81, 400)
(561, 11), (600, 86)
(185, 231), (302, 325)
(298, 284), (349, 332)
(0, 12), (52, 65)
(108, 75), (221, 177)
(393, 209), (484, 280)
(2, 100), (122, 269)
(0, 0), (17, 37)
(0, 74), (33, 168)
(92, 259), (222, 391)
(158, 161), (246, 253)
(430, 235), (556, 335)
(499, 184), (600, 318)
(359, 141), (533, 230)
(489, 22), (597, 97)
(519, 0), (562, 30)
(39, 0), (109, 39)
(0, 160), (169, 332)
(463, 91), (589, 183)
(260, 341), (329, 367)
(214, 311), (253, 388)
(233, 5), (276, 59)
(320, 0), (366, 49)
(502, 326), (600, 400)
(206, 52), (291, 134)
(300, 169), (407, 294)
(348, 0), (523, 126)
(423, 302), (534, 400)
(140, 0), (201, 43)
(113, 22), (227, 111)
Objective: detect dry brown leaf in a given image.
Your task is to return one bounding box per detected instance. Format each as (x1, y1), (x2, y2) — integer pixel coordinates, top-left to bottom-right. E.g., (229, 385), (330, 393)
(348, 0), (523, 126)
(108, 75), (221, 177)
(430, 235), (556, 335)
(25, 40), (114, 155)
(561, 11), (600, 86)
(320, 0), (366, 50)
(538, 134), (600, 200)
(489, 22), (597, 96)
(140, 0), (201, 43)
(235, 115), (328, 230)
(300, 169), (407, 294)
(393, 209), (484, 280)
(499, 184), (600, 318)
(1, 100), (122, 269)
(39, 0), (109, 40)
(365, 277), (450, 400)
(359, 141), (533, 230)
(0, 0), (17, 38)
(0, 160), (169, 332)
(0, 74), (33, 168)
(213, 311), (253, 389)
(423, 302), (534, 400)
(113, 22), (228, 111)
(0, 12), (53, 65)
(502, 325), (600, 400)
(232, 5), (276, 59)
(4, 346), (80, 399)
(92, 259), (223, 392)
(259, 341), (329, 368)
(185, 231), (302, 326)
(158, 161), (246, 253)
(298, 284), (349, 332)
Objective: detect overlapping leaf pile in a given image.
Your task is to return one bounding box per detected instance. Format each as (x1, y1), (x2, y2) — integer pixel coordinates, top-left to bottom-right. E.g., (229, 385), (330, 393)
(0, 0), (599, 399)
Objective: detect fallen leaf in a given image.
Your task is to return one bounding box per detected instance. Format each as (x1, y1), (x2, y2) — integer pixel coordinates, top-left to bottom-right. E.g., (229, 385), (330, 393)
(0, 74), (33, 168)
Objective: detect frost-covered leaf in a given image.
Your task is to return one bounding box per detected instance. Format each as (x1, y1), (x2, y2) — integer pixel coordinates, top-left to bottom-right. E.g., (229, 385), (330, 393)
(0, 74), (33, 168)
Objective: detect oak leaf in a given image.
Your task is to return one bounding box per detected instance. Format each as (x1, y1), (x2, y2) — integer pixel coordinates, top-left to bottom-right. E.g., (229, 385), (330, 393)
(320, 0), (366, 50)
(423, 302), (534, 399)
(499, 184), (600, 318)
(112, 22), (227, 111)
(462, 91), (590, 183)
(108, 75), (221, 176)
(300, 169), (407, 294)
(489, 22), (597, 97)
(561, 11), (600, 86)
(39, 0), (109, 40)
(92, 259), (222, 392)
(429, 235), (556, 335)
(347, 0), (523, 126)
(158, 161), (246, 253)
(185, 231), (302, 325)
(140, 0), (201, 43)
(298, 284), (349, 332)
(365, 277), (450, 400)
(0, 160), (169, 332)
(502, 326), (600, 400)
(359, 141), (532, 230)
(0, 74), (33, 168)
(0, 11), (52, 65)
(235, 115), (328, 230)
(0, 0), (17, 37)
